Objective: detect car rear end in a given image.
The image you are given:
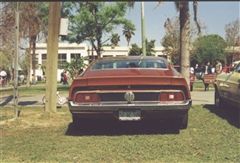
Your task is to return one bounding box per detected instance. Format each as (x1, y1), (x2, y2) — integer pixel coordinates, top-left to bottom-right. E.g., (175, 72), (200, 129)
(68, 57), (192, 129)
(68, 75), (191, 129)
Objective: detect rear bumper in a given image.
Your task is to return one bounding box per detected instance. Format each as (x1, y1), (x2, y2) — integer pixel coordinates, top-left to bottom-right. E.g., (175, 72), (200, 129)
(68, 100), (192, 120)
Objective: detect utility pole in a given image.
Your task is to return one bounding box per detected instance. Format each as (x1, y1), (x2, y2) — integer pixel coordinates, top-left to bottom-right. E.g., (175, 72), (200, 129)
(141, 2), (146, 56)
(14, 2), (19, 118)
(45, 2), (61, 113)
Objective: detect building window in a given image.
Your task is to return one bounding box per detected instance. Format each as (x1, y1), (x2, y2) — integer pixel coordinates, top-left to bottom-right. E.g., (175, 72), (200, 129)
(42, 54), (47, 67)
(32, 53), (38, 69)
(58, 53), (67, 69)
(71, 53), (81, 60)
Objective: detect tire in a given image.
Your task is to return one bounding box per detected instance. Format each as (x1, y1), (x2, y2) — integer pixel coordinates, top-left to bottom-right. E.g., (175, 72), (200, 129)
(72, 114), (84, 127)
(180, 113), (188, 129)
(215, 89), (224, 109)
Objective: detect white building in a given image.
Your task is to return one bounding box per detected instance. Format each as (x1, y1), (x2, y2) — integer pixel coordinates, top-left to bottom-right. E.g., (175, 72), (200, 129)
(33, 42), (166, 81)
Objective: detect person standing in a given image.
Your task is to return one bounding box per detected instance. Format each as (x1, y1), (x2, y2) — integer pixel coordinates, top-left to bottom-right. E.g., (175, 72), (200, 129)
(204, 62), (212, 74)
(60, 70), (64, 84)
(215, 60), (222, 74)
(63, 70), (68, 85)
(0, 69), (7, 87)
(194, 64), (203, 80)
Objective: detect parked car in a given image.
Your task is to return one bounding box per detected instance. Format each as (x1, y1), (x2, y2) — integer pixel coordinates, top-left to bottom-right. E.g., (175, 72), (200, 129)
(214, 61), (240, 110)
(68, 56), (192, 129)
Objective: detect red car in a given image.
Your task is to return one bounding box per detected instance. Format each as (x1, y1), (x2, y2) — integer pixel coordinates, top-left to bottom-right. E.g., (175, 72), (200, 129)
(68, 56), (192, 129)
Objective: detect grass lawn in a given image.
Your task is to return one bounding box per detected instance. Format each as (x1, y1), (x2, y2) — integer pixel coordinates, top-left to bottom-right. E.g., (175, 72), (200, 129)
(1, 105), (239, 162)
(0, 84), (69, 97)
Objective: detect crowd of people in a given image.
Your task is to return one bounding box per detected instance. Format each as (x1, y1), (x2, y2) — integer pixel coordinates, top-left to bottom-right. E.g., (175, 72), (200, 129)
(191, 60), (225, 80)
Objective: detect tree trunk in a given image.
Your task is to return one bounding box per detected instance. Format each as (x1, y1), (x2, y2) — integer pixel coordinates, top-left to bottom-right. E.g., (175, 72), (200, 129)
(32, 35), (37, 84)
(96, 36), (102, 58)
(179, 1), (190, 88)
(27, 40), (32, 87)
(26, 49), (30, 87)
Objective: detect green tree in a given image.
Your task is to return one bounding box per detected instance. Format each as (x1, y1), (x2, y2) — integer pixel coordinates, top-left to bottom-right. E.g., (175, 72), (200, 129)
(146, 39), (156, 56)
(66, 2), (135, 58)
(20, 2), (43, 85)
(162, 17), (180, 64)
(128, 44), (142, 56)
(129, 39), (155, 56)
(110, 33), (120, 47)
(224, 19), (240, 64)
(162, 1), (201, 87)
(64, 57), (87, 80)
(0, 2), (16, 78)
(123, 23), (135, 46)
(225, 19), (240, 47)
(0, 2), (49, 86)
(192, 34), (227, 64)
(162, 16), (205, 65)
(157, 1), (201, 86)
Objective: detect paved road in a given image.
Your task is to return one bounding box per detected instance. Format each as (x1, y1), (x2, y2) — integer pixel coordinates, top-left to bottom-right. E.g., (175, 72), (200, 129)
(0, 91), (214, 107)
(191, 91), (214, 105)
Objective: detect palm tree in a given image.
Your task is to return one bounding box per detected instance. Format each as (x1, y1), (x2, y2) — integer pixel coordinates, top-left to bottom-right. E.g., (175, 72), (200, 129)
(110, 33), (120, 47)
(175, 1), (201, 87)
(123, 24), (135, 46)
(20, 2), (42, 86)
(146, 39), (156, 56)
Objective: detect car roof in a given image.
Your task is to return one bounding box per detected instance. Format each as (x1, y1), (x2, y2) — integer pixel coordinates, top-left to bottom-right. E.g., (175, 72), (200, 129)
(96, 56), (168, 62)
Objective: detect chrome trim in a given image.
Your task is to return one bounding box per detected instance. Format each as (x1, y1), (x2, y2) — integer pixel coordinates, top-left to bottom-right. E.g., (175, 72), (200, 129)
(69, 99), (192, 109)
(74, 90), (185, 93)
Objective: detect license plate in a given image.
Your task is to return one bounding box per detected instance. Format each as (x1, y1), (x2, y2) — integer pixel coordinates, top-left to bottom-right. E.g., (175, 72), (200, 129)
(118, 110), (141, 121)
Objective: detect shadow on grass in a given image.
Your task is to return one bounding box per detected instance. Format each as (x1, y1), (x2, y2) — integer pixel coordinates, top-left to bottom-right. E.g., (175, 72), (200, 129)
(18, 101), (38, 106)
(0, 95), (13, 107)
(65, 119), (181, 136)
(203, 104), (240, 128)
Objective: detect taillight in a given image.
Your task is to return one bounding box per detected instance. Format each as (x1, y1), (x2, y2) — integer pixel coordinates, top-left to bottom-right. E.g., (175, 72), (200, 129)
(74, 93), (100, 103)
(159, 92), (185, 101)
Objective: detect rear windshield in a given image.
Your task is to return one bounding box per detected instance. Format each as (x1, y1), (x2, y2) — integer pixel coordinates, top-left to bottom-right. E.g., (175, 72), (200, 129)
(91, 59), (168, 70)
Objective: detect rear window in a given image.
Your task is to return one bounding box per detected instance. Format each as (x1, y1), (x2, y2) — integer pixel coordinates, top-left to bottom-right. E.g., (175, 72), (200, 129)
(91, 59), (167, 70)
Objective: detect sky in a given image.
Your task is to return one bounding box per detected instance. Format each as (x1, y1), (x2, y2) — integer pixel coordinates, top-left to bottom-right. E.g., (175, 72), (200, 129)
(114, 1), (240, 47)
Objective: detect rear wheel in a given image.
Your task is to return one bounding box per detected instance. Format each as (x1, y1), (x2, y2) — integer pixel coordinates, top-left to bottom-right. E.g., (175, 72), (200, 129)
(72, 114), (80, 126)
(215, 90), (224, 109)
(180, 113), (188, 129)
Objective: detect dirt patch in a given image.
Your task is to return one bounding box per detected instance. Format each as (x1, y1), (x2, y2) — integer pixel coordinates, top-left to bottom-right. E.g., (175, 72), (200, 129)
(0, 107), (71, 130)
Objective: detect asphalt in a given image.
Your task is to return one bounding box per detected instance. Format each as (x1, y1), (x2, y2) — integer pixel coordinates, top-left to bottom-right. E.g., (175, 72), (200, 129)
(0, 90), (214, 108)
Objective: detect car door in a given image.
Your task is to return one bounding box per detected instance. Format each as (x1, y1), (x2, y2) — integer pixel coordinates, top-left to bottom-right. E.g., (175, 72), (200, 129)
(223, 63), (240, 105)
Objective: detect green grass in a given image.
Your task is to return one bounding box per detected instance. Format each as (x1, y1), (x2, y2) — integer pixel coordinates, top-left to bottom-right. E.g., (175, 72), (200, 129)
(192, 80), (214, 90)
(0, 84), (69, 97)
(1, 105), (239, 162)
